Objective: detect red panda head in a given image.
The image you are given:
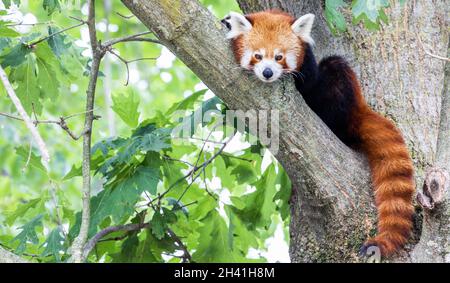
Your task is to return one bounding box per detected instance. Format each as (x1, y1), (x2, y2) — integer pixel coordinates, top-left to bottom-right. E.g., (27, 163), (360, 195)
(222, 10), (315, 83)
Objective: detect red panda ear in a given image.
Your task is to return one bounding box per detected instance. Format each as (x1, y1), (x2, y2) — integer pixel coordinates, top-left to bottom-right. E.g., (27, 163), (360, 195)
(291, 14), (315, 45)
(222, 11), (252, 39)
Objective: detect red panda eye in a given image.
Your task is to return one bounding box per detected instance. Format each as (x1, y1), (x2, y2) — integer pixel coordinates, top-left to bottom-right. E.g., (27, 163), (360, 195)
(275, 55), (283, 61)
(254, 54), (262, 60)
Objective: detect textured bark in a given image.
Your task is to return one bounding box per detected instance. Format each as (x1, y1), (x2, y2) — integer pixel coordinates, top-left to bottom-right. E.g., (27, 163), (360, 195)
(238, 0), (449, 263)
(411, 42), (450, 262)
(0, 246), (28, 263)
(121, 0), (449, 262)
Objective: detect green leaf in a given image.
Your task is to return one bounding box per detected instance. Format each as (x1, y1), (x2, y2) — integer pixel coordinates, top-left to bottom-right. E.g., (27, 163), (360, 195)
(133, 166), (160, 195)
(41, 228), (64, 262)
(324, 0), (348, 34)
(139, 128), (172, 152)
(231, 163), (257, 184)
(0, 38), (11, 53)
(10, 55), (42, 114)
(62, 164), (81, 180)
(111, 233), (139, 263)
(352, 0), (390, 29)
(150, 211), (165, 240)
(112, 91), (140, 127)
(166, 89), (208, 115)
(46, 25), (71, 58)
(232, 164), (278, 229)
(175, 96), (224, 137)
(0, 26), (20, 37)
(0, 43), (32, 68)
(15, 146), (47, 173)
(35, 43), (60, 100)
(5, 198), (41, 226)
(1, 0), (20, 9)
(12, 214), (43, 254)
(90, 167), (160, 229)
(43, 0), (61, 15)
(150, 208), (177, 240)
(192, 210), (244, 262)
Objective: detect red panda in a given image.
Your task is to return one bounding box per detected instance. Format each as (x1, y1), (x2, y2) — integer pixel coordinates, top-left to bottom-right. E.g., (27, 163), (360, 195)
(222, 10), (415, 258)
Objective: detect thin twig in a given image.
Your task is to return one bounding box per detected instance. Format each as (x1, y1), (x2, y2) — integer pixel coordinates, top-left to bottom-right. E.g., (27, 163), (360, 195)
(103, 31), (154, 46)
(168, 228), (191, 263)
(116, 12), (135, 19)
(0, 111), (98, 141)
(107, 48), (158, 86)
(82, 223), (149, 259)
(29, 22), (85, 46)
(0, 66), (50, 166)
(417, 33), (450, 62)
(163, 155), (194, 167)
(22, 139), (33, 172)
(6, 21), (54, 27)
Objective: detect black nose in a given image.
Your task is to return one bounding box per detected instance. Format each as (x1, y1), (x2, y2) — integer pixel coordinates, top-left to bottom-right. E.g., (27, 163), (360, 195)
(263, 68), (273, 79)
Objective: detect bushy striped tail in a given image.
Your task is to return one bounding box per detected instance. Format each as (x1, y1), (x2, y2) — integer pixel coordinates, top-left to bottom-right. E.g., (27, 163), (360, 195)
(358, 110), (415, 257)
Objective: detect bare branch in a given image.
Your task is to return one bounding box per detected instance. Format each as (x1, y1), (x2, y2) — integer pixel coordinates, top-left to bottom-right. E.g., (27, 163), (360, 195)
(0, 66), (50, 166)
(0, 111), (99, 141)
(417, 33), (450, 62)
(107, 48), (158, 86)
(29, 22), (85, 46)
(82, 223), (149, 259)
(168, 228), (191, 263)
(116, 12), (135, 19)
(69, 0), (106, 263)
(103, 31), (159, 47)
(6, 21), (54, 27)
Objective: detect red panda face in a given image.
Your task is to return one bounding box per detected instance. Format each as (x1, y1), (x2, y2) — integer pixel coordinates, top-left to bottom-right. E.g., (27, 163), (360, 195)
(222, 11), (315, 83)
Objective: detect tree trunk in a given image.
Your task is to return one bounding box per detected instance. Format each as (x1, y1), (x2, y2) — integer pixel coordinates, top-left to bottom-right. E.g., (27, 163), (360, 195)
(121, 0), (449, 262)
(0, 246), (28, 263)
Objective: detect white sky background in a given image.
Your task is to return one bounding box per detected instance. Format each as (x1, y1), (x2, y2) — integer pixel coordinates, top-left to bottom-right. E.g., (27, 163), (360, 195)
(1, 2), (290, 263)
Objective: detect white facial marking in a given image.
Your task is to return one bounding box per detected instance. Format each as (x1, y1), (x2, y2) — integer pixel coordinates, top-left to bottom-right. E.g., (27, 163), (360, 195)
(291, 13), (315, 45)
(285, 51), (298, 70)
(254, 59), (283, 83)
(240, 48), (252, 69)
(223, 11), (252, 39)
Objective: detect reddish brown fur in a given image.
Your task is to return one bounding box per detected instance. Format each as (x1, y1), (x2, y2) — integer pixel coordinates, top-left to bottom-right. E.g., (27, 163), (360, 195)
(229, 10), (415, 257)
(349, 73), (415, 257)
(232, 10), (304, 69)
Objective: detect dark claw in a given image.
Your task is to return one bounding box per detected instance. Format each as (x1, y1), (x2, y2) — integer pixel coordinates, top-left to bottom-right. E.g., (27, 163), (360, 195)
(359, 243), (381, 262)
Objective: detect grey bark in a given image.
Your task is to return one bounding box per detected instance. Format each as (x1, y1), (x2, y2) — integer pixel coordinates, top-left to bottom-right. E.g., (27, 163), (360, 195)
(238, 0), (449, 263)
(0, 246), (29, 263)
(411, 41), (450, 262)
(121, 0), (449, 262)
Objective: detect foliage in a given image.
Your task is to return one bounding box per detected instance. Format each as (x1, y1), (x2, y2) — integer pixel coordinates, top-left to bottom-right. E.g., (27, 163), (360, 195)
(324, 0), (402, 33)
(0, 0), (289, 263)
(0, 0), (394, 264)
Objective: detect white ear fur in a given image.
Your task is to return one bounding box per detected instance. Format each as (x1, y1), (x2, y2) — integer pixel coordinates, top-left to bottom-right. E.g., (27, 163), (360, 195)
(222, 11), (252, 39)
(291, 13), (315, 45)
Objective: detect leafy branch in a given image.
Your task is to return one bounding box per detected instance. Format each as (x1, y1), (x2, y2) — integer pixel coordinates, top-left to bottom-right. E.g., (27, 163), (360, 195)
(0, 110), (100, 140)
(0, 65), (50, 166)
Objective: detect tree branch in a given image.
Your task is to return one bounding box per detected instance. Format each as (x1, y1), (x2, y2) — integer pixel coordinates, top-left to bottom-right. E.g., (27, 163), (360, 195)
(0, 246), (29, 263)
(0, 66), (50, 166)
(69, 0), (105, 263)
(82, 223), (150, 259)
(412, 41), (450, 263)
(121, 0), (375, 262)
(103, 31), (162, 46)
(0, 111), (99, 141)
